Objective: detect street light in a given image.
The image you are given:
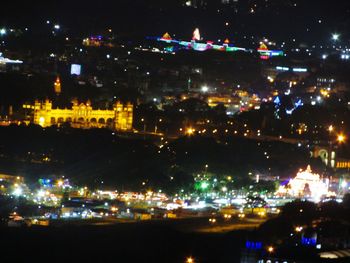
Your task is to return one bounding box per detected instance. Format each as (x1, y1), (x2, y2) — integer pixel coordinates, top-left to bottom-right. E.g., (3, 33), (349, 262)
(332, 33), (340, 41)
(204, 164), (208, 174)
(186, 257), (194, 263)
(141, 118), (146, 139)
(154, 119), (162, 134)
(186, 128), (195, 136)
(201, 86), (209, 93)
(295, 226), (303, 232)
(141, 118), (146, 129)
(337, 134), (346, 144)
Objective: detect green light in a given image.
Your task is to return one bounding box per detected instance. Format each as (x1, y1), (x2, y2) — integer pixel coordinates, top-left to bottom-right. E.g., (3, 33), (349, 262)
(201, 182), (209, 190)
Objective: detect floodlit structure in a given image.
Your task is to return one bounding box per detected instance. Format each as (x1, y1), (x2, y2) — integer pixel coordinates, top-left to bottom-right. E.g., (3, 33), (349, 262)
(157, 29), (283, 59)
(278, 165), (330, 201)
(192, 28), (201, 41)
(0, 53), (23, 64)
(23, 100), (133, 131)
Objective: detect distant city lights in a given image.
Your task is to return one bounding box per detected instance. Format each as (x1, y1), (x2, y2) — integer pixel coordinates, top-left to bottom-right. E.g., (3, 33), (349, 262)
(201, 86), (209, 93)
(332, 33), (340, 41)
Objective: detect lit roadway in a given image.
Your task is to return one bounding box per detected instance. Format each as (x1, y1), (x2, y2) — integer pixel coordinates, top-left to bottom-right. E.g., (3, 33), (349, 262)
(53, 215), (269, 234)
(192, 217), (266, 233)
(132, 129), (309, 146)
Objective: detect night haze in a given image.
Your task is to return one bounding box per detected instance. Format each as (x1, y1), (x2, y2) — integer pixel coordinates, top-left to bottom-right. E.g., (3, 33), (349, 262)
(1, 1), (350, 262)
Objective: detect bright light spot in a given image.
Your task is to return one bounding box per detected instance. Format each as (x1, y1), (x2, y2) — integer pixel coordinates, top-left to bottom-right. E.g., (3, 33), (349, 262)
(0, 28), (6, 35)
(267, 76), (274, 83)
(201, 182), (209, 190)
(13, 187), (23, 196)
(337, 134), (346, 143)
(54, 24), (60, 30)
(295, 226), (303, 232)
(37, 190), (45, 198)
(39, 117), (45, 127)
(209, 218), (216, 223)
(186, 128), (195, 136)
(341, 180), (347, 188)
(192, 28), (201, 41)
(201, 86), (209, 93)
(332, 33), (340, 41)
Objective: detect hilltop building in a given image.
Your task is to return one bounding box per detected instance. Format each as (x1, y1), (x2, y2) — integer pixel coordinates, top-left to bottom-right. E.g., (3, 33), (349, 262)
(23, 100), (133, 131)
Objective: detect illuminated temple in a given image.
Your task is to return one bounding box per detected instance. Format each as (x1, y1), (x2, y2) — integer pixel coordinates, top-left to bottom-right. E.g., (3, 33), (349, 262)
(277, 165), (331, 201)
(23, 100), (133, 131)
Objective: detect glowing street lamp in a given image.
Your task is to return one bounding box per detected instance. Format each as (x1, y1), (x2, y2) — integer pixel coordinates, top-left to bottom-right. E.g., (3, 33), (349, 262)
(186, 257), (194, 263)
(186, 128), (195, 136)
(337, 134), (346, 144)
(295, 226), (303, 232)
(201, 86), (209, 93)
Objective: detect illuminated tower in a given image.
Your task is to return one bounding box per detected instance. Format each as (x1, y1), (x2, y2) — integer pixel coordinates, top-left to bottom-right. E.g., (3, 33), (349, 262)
(54, 76), (61, 95)
(259, 43), (268, 51)
(114, 102), (133, 131)
(162, 32), (172, 41)
(258, 43), (269, 60)
(192, 28), (201, 41)
(33, 100), (52, 127)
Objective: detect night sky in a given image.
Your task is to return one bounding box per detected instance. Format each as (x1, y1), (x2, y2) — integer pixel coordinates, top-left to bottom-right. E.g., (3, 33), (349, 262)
(2, 0), (350, 43)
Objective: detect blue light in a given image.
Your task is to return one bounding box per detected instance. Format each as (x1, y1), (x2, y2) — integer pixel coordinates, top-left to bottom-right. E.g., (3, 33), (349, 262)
(286, 109), (294, 115)
(295, 99), (303, 108)
(246, 241), (263, 250)
(301, 237), (317, 246)
(274, 96), (281, 105)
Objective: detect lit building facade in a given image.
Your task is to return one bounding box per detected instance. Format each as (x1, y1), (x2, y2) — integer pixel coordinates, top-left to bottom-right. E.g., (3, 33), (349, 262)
(24, 100), (133, 131)
(277, 165), (332, 202)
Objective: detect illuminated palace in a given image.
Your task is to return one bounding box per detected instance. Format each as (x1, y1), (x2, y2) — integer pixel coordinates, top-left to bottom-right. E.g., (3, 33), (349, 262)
(23, 100), (133, 131)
